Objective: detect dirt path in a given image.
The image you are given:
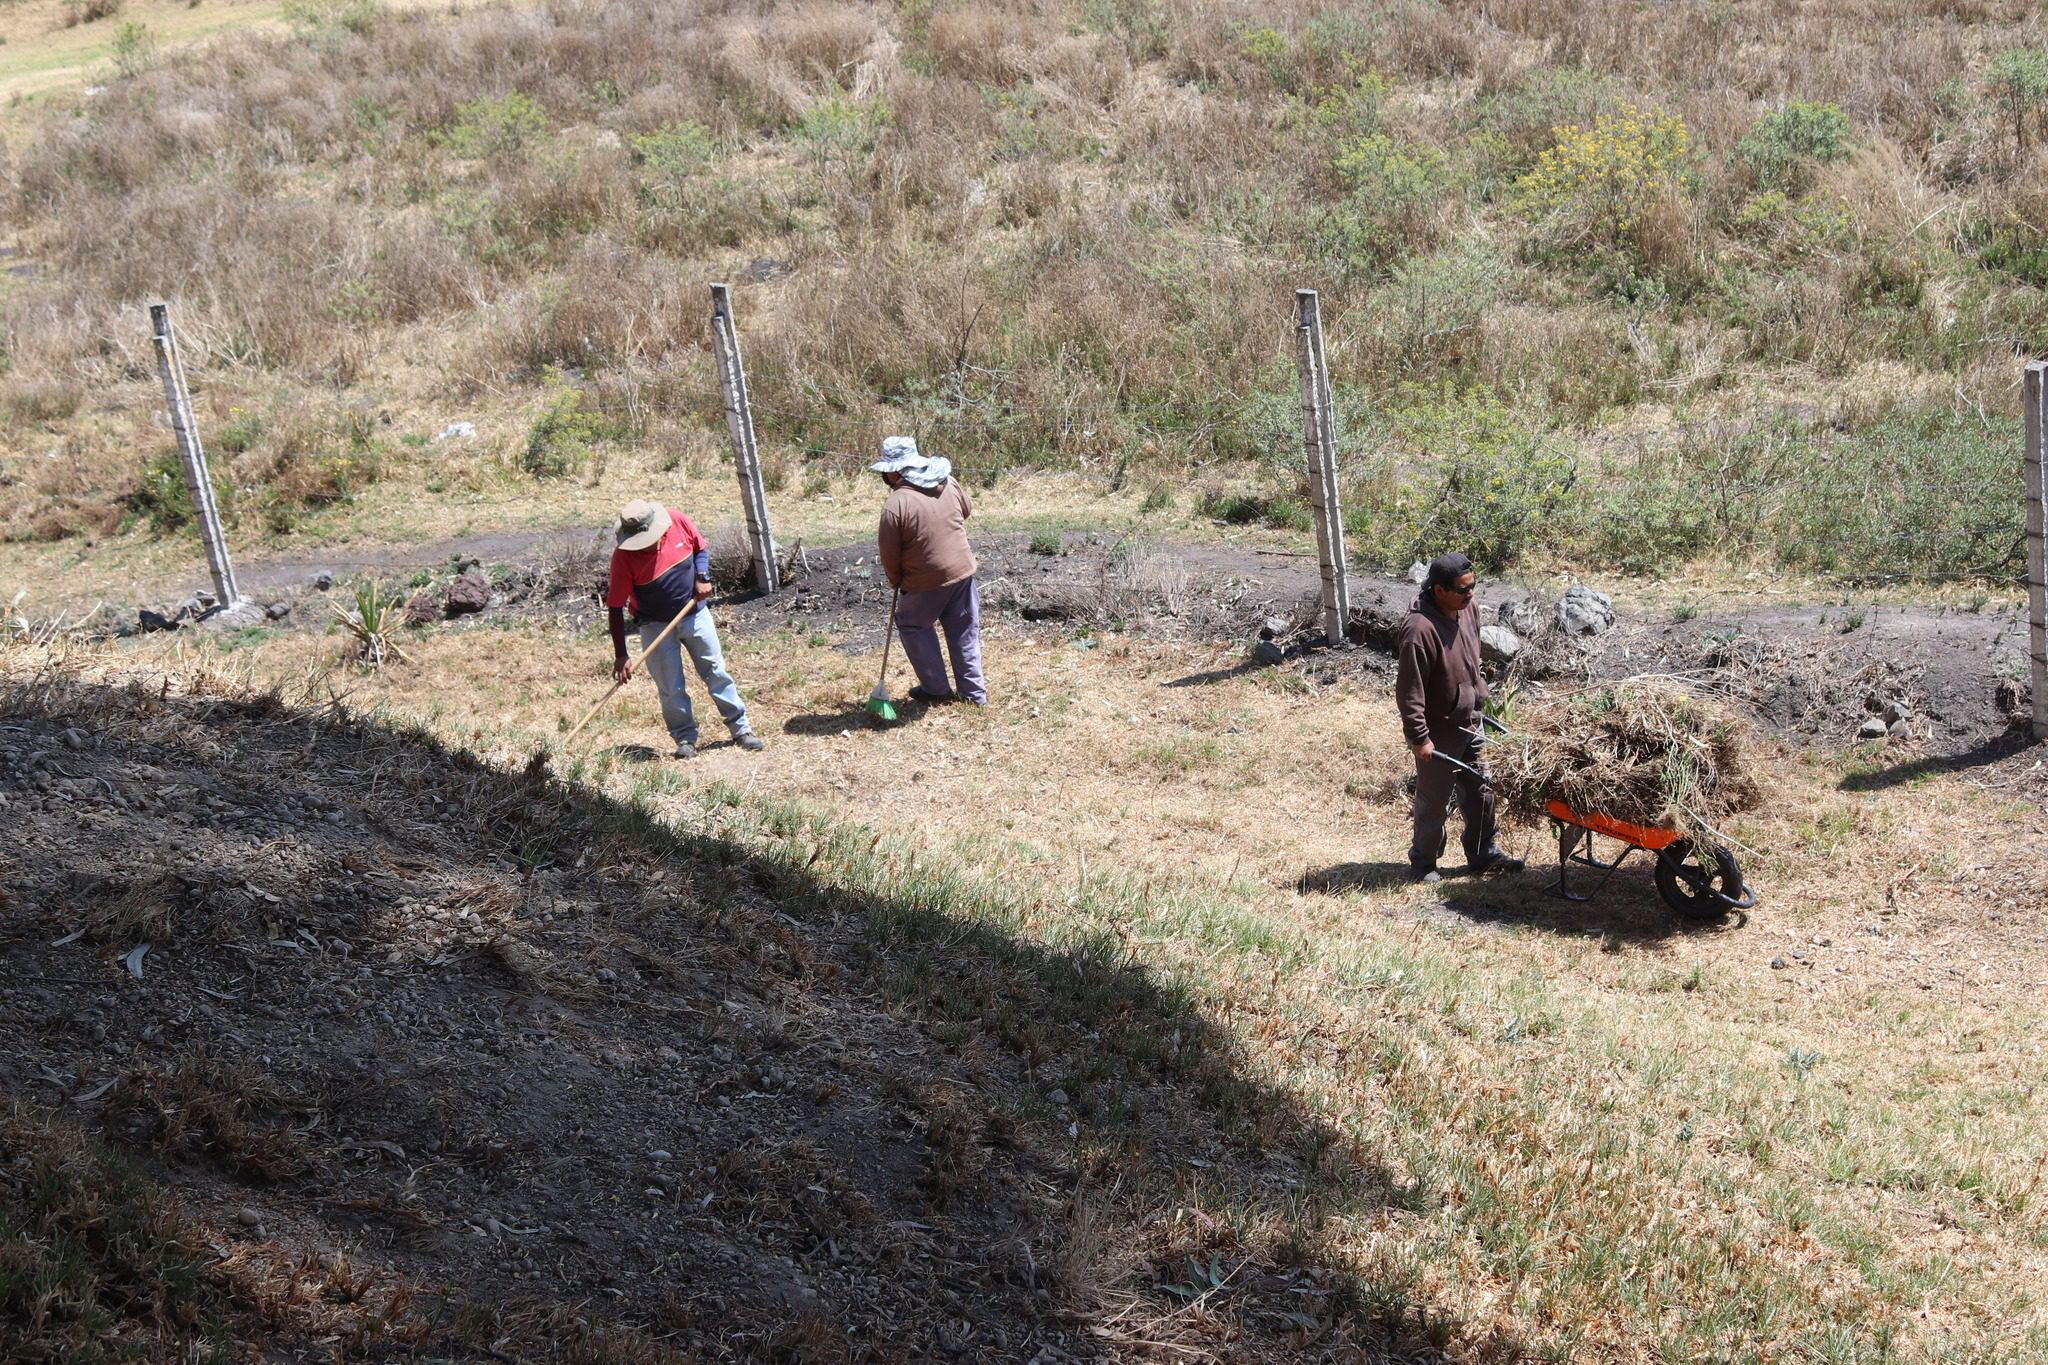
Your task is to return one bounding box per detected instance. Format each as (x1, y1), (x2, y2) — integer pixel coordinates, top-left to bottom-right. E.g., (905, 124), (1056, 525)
(206, 523), (2042, 761)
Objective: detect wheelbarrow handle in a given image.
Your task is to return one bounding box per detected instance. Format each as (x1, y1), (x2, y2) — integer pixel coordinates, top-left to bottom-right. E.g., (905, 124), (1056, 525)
(1479, 712), (1508, 735)
(1429, 750), (1489, 784)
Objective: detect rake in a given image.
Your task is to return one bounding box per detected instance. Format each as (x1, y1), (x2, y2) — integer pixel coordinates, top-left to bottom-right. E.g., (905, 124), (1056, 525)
(561, 598), (697, 748)
(866, 588), (900, 723)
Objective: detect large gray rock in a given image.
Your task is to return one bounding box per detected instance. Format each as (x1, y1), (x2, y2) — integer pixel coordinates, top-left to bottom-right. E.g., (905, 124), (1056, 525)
(1479, 623), (1522, 664)
(1556, 586), (1615, 637)
(1499, 598), (1546, 637)
(1251, 639), (1284, 666)
(197, 600), (268, 631)
(1857, 716), (1888, 739)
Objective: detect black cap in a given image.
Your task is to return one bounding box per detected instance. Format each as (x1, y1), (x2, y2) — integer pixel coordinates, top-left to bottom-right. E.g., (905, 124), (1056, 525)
(1425, 552), (1474, 588)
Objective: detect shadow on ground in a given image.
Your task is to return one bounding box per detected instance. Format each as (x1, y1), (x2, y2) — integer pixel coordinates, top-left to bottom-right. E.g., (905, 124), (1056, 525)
(1299, 852), (1733, 945)
(1162, 660), (1265, 688)
(608, 742), (664, 763)
(0, 658), (1497, 1361)
(1430, 860), (1740, 943)
(779, 702), (935, 736)
(1297, 860), (1416, 895)
(1837, 731), (2036, 792)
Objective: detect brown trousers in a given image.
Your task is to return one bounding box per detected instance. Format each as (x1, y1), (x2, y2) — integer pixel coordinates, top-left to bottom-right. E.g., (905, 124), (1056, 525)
(1409, 728), (1497, 871)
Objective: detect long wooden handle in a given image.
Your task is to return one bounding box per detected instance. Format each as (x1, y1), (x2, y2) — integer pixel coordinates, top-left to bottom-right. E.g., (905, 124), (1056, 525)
(875, 587), (899, 688)
(562, 600), (698, 748)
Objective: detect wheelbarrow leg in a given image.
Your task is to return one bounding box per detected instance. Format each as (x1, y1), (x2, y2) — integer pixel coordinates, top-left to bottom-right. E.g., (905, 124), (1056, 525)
(1555, 824), (1589, 902)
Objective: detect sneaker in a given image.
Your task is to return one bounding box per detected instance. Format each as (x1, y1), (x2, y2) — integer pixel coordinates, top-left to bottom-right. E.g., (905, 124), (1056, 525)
(1408, 866), (1443, 885)
(1469, 849), (1525, 874)
(733, 732), (765, 752)
(907, 686), (956, 703)
(672, 741), (698, 760)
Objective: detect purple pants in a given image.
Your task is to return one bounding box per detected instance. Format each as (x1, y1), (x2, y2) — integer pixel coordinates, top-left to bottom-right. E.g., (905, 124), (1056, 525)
(895, 576), (986, 704)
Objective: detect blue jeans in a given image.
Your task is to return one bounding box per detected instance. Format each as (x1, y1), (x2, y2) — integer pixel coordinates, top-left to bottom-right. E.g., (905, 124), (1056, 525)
(639, 609), (751, 747)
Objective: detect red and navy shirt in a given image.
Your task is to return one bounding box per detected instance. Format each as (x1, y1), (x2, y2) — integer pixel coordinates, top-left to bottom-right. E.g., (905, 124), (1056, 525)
(606, 508), (710, 622)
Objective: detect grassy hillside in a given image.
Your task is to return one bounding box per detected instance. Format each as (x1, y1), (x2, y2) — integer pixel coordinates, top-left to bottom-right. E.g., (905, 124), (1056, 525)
(0, 0), (2043, 589)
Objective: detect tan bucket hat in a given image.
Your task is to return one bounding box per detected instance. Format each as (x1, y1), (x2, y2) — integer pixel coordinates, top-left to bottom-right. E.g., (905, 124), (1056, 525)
(615, 500), (672, 551)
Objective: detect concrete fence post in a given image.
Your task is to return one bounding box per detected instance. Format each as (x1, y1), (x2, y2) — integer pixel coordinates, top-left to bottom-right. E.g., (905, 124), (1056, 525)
(2025, 360), (2047, 740)
(1295, 289), (1351, 644)
(149, 302), (241, 609)
(709, 283), (778, 593)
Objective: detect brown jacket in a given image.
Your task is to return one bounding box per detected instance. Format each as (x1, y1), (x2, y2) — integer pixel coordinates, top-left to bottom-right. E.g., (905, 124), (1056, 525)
(879, 479), (976, 593)
(1395, 594), (1488, 746)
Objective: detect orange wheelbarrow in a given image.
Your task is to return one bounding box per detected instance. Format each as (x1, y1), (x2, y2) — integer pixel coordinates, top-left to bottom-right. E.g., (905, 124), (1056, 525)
(1432, 716), (1757, 921)
(1546, 801), (1755, 920)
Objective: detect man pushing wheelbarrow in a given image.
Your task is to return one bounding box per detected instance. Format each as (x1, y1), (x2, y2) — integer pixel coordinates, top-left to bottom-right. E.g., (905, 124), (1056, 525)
(1397, 552), (1524, 885)
(1394, 554), (1762, 917)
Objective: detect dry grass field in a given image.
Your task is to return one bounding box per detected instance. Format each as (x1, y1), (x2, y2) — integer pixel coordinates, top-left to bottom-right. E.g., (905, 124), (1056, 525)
(3, 0), (2047, 1360)
(6, 587), (2044, 1360)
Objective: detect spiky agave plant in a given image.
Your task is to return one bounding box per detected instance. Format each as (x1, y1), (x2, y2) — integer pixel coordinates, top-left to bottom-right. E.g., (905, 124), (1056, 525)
(332, 581), (411, 669)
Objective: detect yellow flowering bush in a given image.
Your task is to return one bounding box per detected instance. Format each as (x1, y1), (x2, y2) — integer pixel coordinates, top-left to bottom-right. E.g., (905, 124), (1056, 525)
(1514, 104), (1691, 243)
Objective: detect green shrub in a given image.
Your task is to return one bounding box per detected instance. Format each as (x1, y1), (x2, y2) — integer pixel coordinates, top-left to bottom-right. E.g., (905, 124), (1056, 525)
(215, 407), (265, 457)
(1386, 238), (1506, 349)
(630, 120), (717, 206)
(1988, 48), (2048, 155)
(1736, 100), (1851, 191)
(1237, 23), (1289, 86)
(252, 408), (385, 522)
(521, 369), (620, 478)
(1198, 488), (1310, 530)
(442, 92), (548, 160)
(1139, 486), (1176, 514)
(281, 0), (379, 38)
(794, 91), (890, 166)
(109, 20), (154, 77)
(129, 450), (210, 533)
(1583, 471), (1715, 574)
(1347, 386), (1574, 572)
(1321, 133), (1453, 274)
(1976, 227), (2048, 289)
(1777, 410), (2020, 576)
(1029, 530), (1063, 556)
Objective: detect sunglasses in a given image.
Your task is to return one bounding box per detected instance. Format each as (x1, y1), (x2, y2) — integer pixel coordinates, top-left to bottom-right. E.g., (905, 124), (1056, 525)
(1438, 582), (1476, 597)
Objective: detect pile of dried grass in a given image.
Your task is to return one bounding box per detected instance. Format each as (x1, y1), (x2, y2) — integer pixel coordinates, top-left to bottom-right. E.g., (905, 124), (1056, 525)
(1491, 680), (1763, 834)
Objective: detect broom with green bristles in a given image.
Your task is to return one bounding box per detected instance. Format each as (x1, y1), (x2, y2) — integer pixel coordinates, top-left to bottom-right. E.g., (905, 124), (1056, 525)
(865, 589), (900, 723)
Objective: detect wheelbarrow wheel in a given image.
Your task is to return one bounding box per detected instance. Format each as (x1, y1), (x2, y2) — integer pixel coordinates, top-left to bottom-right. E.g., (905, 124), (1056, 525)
(1655, 841), (1744, 920)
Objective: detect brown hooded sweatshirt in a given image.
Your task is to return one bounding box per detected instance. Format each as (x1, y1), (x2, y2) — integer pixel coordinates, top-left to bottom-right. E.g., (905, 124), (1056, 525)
(1395, 593), (1489, 746)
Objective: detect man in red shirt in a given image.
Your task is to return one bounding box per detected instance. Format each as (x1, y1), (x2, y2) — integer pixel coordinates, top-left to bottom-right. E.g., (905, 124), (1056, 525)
(607, 499), (764, 758)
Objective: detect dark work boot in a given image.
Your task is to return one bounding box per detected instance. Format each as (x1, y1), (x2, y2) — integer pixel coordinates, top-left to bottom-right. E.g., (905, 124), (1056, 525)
(1468, 847), (1525, 874)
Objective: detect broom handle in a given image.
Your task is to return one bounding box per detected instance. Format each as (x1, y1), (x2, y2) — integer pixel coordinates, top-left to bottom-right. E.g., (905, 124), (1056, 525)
(563, 598), (699, 748)
(875, 587), (899, 688)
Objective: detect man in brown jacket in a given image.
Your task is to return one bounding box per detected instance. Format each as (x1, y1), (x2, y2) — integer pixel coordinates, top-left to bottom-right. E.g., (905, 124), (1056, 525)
(873, 436), (986, 706)
(1395, 552), (1521, 883)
